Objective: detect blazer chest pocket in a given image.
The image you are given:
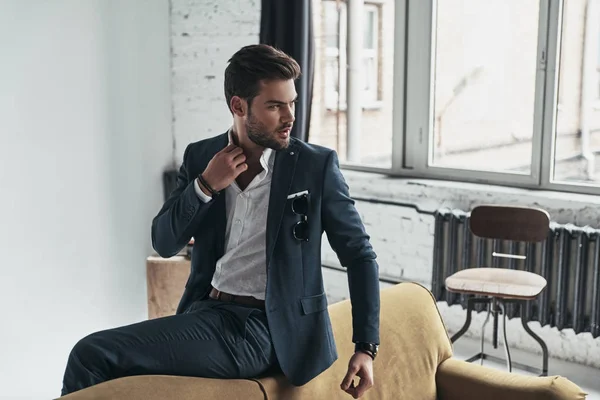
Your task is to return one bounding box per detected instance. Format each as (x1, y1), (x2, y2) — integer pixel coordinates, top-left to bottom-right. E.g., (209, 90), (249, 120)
(300, 292), (328, 315)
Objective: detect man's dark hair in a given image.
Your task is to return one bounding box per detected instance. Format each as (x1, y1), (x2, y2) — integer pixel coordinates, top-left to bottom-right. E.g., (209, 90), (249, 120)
(224, 44), (301, 113)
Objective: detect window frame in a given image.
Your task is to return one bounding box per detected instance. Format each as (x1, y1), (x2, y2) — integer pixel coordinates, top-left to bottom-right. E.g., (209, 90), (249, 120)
(338, 0), (600, 196)
(591, 1), (600, 108)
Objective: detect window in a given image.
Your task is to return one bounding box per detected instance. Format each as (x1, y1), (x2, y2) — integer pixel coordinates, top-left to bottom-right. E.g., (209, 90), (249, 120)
(323, 1), (380, 109)
(321, 0), (600, 195)
(310, 0), (394, 168)
(428, 1), (539, 174)
(553, 0), (600, 185)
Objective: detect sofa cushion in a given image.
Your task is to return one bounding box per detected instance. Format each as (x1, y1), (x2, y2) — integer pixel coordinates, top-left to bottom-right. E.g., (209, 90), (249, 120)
(256, 282), (454, 399)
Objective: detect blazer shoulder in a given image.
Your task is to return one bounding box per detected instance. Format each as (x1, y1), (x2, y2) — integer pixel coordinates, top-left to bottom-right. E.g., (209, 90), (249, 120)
(291, 138), (335, 160)
(183, 132), (228, 162)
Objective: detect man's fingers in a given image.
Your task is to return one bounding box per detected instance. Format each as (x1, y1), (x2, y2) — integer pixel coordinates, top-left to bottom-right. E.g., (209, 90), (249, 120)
(341, 354), (374, 398)
(344, 387), (358, 399)
(234, 163), (248, 174)
(343, 382), (357, 398)
(232, 152), (246, 165)
(340, 366), (358, 391)
(231, 147), (244, 156)
(353, 374), (373, 398)
(227, 148), (244, 159)
(220, 144), (238, 153)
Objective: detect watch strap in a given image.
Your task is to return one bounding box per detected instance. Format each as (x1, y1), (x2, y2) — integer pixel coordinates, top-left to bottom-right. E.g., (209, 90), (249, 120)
(355, 342), (378, 359)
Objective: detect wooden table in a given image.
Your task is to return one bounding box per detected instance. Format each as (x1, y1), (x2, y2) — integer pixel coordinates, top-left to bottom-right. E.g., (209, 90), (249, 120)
(146, 255), (190, 319)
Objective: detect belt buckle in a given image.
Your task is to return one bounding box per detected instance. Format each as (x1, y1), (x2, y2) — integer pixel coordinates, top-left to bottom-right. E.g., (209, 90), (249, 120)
(215, 289), (222, 300)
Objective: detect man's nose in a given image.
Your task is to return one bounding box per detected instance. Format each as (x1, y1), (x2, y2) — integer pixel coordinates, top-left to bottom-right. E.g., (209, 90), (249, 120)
(281, 105), (295, 124)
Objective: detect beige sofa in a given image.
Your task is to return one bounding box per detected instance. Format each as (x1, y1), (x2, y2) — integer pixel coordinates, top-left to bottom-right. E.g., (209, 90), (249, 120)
(58, 282), (587, 399)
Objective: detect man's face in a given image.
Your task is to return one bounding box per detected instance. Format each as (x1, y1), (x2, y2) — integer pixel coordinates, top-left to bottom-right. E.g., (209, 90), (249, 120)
(245, 79), (297, 150)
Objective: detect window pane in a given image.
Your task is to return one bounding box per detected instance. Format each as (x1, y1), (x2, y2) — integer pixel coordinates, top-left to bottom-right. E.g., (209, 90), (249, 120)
(429, 0), (540, 174)
(325, 1), (340, 49)
(324, 56), (342, 107)
(364, 9), (376, 49)
(363, 55), (376, 93)
(310, 1), (393, 168)
(553, 0), (600, 185)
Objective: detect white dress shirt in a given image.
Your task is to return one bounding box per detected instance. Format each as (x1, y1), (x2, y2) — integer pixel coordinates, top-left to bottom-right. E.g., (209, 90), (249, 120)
(194, 131), (274, 300)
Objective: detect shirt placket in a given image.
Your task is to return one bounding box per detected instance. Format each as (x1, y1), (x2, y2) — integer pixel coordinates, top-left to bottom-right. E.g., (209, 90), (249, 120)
(231, 191), (249, 247)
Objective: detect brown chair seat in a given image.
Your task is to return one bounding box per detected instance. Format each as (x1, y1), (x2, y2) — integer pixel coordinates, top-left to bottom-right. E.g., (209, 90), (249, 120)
(445, 268), (547, 300)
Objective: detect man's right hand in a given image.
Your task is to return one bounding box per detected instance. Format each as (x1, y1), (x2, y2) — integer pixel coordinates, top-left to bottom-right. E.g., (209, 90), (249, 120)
(200, 144), (247, 193)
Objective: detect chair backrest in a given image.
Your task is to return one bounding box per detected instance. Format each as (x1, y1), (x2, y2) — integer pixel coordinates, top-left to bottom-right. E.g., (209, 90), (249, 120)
(469, 205), (550, 243)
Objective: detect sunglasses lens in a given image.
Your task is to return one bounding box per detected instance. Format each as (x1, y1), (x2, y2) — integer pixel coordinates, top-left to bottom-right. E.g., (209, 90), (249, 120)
(293, 220), (309, 241)
(292, 195), (308, 215)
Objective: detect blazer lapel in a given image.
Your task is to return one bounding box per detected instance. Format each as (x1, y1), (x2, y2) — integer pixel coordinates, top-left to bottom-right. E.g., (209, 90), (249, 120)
(266, 140), (301, 268)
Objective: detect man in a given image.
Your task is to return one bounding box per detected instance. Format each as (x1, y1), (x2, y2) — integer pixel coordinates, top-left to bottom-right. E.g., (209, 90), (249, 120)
(61, 44), (380, 399)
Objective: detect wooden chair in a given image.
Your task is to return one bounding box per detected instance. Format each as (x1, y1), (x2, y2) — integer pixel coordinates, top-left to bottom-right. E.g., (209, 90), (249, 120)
(446, 205), (550, 376)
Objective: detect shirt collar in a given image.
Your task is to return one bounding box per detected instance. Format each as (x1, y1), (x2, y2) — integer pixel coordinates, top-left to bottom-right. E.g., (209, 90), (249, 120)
(227, 128), (275, 172)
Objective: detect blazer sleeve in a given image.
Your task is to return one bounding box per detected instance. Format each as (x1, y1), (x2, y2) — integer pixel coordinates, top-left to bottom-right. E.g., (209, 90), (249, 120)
(151, 143), (215, 258)
(321, 150), (380, 345)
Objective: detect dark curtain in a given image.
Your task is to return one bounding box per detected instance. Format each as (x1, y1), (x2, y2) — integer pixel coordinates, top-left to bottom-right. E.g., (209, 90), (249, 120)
(260, 0), (314, 142)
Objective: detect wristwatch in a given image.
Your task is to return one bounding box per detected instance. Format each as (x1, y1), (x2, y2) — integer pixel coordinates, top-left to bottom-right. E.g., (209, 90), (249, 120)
(355, 342), (379, 360)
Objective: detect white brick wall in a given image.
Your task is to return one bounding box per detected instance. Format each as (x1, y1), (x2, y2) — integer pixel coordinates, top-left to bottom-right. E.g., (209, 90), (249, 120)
(322, 202), (435, 285)
(170, 0), (260, 164)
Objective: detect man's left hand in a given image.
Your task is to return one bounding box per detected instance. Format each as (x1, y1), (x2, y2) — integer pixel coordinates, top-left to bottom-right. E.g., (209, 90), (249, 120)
(340, 351), (374, 398)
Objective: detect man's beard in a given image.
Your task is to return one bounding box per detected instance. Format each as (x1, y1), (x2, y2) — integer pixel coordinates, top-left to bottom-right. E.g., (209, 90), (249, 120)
(246, 111), (291, 151)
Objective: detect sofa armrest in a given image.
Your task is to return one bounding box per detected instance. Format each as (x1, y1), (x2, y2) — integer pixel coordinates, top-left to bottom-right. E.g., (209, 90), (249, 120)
(436, 358), (587, 400)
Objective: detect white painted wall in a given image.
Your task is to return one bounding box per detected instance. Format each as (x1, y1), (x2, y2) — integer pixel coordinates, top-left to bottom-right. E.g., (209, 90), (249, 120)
(0, 1), (172, 398)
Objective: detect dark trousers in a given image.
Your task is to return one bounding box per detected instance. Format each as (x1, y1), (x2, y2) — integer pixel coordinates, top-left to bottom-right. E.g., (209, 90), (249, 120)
(61, 298), (277, 396)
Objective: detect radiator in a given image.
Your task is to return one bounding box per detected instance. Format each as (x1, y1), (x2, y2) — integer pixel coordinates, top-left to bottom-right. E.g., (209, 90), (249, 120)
(431, 208), (600, 338)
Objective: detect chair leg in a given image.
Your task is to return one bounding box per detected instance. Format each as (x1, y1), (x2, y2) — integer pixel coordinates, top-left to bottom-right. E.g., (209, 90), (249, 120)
(451, 297), (491, 343)
(497, 301), (512, 373)
(451, 297), (474, 343)
(520, 301), (549, 376)
(458, 298), (548, 377)
(479, 300), (492, 365)
(492, 300), (499, 349)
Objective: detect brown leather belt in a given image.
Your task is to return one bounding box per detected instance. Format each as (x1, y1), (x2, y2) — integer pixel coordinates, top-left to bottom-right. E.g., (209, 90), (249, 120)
(209, 287), (266, 310)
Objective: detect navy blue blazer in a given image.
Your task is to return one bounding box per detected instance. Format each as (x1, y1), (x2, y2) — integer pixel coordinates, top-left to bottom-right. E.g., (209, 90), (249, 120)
(151, 132), (380, 386)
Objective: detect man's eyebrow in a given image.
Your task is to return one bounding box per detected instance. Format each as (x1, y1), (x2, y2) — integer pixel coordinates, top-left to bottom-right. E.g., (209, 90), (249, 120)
(264, 96), (298, 105)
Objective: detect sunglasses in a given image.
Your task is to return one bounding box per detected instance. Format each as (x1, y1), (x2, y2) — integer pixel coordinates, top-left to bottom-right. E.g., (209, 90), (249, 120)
(292, 194), (309, 241)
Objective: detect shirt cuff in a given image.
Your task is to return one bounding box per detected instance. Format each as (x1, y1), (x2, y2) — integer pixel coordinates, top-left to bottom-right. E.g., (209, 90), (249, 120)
(194, 177), (212, 203)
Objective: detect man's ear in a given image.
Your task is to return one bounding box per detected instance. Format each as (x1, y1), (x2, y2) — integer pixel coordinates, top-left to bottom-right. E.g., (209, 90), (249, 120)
(230, 96), (246, 117)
